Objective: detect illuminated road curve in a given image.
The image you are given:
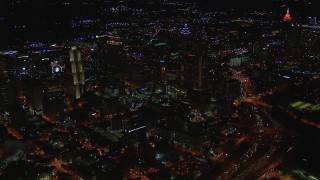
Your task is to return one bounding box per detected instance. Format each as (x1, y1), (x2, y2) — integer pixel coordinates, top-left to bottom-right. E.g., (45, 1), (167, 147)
(0, 119), (23, 140)
(213, 69), (297, 179)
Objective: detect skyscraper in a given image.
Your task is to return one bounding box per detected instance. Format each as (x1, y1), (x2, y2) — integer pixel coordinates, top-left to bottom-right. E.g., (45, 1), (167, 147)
(0, 79), (18, 111)
(180, 23), (191, 35)
(198, 56), (203, 89)
(179, 23), (192, 50)
(97, 35), (123, 78)
(282, 8), (301, 47)
(217, 79), (241, 119)
(159, 59), (167, 83)
(283, 8), (292, 22)
(69, 46), (85, 99)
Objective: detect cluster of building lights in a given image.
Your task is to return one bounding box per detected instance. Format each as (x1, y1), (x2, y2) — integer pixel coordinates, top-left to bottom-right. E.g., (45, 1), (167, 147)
(180, 23), (191, 35)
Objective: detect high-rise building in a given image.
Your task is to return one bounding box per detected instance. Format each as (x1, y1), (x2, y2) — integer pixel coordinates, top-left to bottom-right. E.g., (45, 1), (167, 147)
(43, 91), (65, 122)
(180, 23), (191, 35)
(309, 16), (317, 26)
(0, 60), (8, 79)
(0, 79), (18, 111)
(217, 79), (241, 119)
(198, 56), (203, 89)
(282, 8), (302, 48)
(97, 35), (123, 78)
(20, 77), (43, 111)
(182, 54), (204, 89)
(283, 8), (292, 22)
(159, 59), (167, 83)
(0, 78), (19, 124)
(179, 23), (193, 51)
(69, 46), (85, 99)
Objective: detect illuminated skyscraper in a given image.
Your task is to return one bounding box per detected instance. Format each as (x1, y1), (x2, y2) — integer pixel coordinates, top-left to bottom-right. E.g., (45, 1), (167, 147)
(198, 56), (203, 89)
(309, 16), (317, 26)
(180, 23), (191, 35)
(217, 79), (241, 119)
(0, 79), (18, 111)
(159, 59), (167, 83)
(179, 23), (192, 50)
(283, 8), (292, 22)
(96, 35), (123, 78)
(282, 8), (301, 47)
(69, 46), (85, 99)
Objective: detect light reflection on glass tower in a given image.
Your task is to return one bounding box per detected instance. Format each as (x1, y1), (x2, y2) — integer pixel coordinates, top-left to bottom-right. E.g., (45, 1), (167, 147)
(69, 46), (85, 99)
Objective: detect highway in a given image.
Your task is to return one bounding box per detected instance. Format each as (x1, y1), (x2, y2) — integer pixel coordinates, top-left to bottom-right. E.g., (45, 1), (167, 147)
(212, 69), (298, 179)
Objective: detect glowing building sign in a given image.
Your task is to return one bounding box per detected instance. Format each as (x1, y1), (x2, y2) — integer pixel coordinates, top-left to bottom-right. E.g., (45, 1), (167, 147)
(283, 8), (292, 22)
(180, 23), (191, 35)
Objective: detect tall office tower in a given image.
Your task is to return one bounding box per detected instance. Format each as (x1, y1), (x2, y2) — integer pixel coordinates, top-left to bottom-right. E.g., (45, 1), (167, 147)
(69, 46), (85, 99)
(180, 64), (185, 84)
(309, 17), (317, 26)
(180, 23), (191, 35)
(282, 8), (293, 44)
(0, 60), (8, 79)
(43, 91), (65, 122)
(182, 54), (204, 89)
(20, 77), (43, 111)
(96, 35), (108, 73)
(283, 8), (292, 22)
(0, 79), (18, 111)
(97, 35), (123, 78)
(217, 79), (241, 119)
(198, 56), (203, 89)
(282, 8), (301, 48)
(159, 60), (167, 83)
(179, 23), (192, 50)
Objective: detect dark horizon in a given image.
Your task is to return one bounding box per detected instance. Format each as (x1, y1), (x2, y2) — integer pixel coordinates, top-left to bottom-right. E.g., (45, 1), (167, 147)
(1, 0), (319, 43)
